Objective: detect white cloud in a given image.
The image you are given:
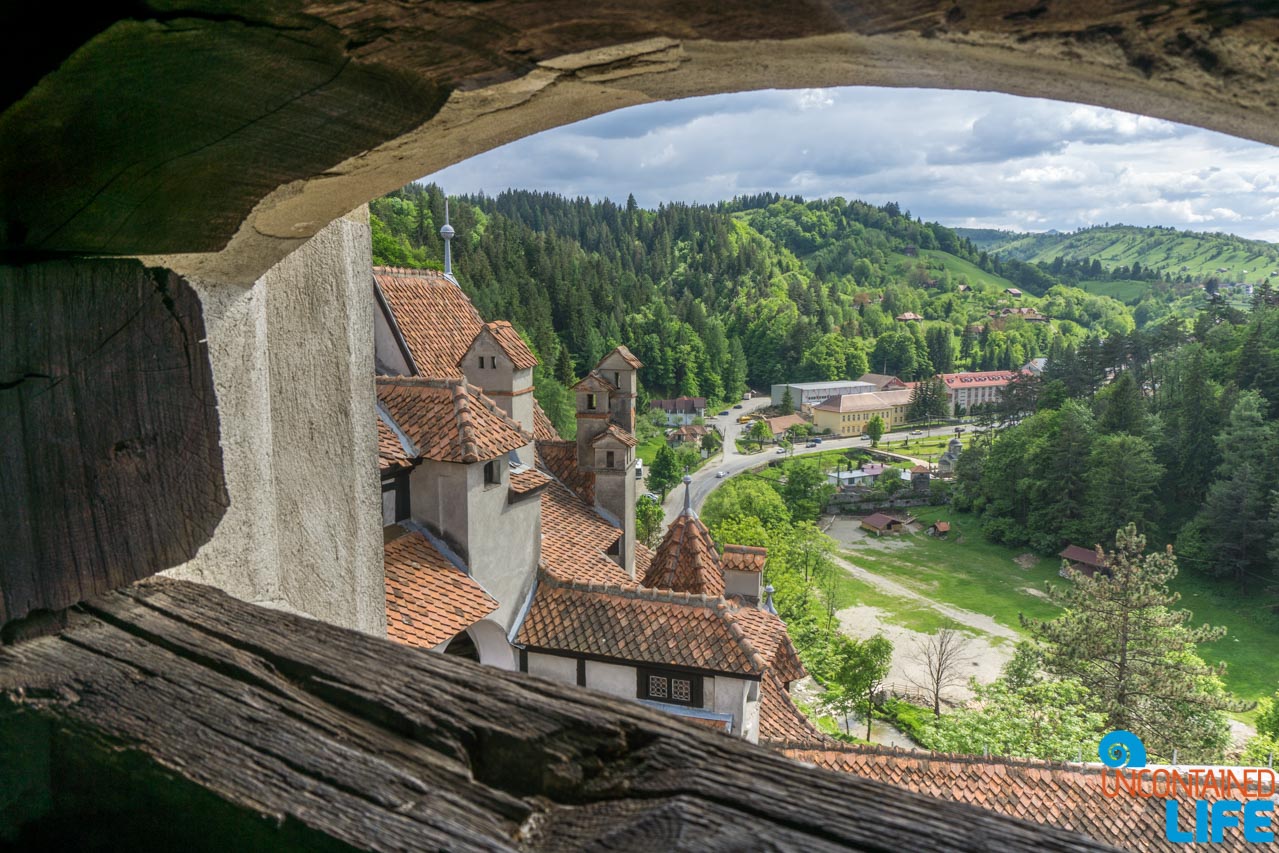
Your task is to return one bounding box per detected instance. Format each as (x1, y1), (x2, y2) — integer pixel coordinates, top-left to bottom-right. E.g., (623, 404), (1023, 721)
(426, 86), (1279, 241)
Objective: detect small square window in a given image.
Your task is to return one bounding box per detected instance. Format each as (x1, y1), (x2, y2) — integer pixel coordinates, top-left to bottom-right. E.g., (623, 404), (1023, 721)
(648, 675), (667, 699)
(671, 679), (691, 702)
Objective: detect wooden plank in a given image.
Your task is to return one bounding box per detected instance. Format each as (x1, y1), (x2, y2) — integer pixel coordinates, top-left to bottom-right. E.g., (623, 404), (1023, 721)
(0, 262), (226, 625)
(0, 578), (1118, 852)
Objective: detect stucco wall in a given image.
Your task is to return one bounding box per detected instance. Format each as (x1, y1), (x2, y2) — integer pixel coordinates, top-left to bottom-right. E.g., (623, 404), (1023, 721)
(526, 652), (578, 685)
(464, 462), (540, 631)
(594, 469), (636, 577)
(708, 676), (754, 742)
(723, 570), (760, 602)
(585, 660), (638, 701)
(165, 209), (384, 636)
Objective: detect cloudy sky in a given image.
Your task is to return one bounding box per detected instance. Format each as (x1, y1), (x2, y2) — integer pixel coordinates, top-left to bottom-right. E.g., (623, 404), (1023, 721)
(425, 87), (1279, 242)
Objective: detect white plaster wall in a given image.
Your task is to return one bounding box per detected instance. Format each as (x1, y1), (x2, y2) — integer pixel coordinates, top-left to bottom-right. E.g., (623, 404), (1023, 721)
(585, 660), (637, 701)
(527, 652), (578, 685)
(710, 676), (752, 740)
(723, 570), (761, 602)
(372, 293), (411, 376)
(411, 459), (470, 554)
(166, 209), (383, 635)
(594, 469), (635, 578)
(467, 618), (517, 671)
(165, 278), (280, 605)
(465, 462), (540, 631)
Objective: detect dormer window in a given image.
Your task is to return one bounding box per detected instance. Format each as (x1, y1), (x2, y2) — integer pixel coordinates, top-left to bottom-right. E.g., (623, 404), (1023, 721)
(484, 459), (500, 486)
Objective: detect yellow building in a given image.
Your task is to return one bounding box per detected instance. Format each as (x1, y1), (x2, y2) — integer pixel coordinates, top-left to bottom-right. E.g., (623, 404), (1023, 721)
(811, 389), (914, 436)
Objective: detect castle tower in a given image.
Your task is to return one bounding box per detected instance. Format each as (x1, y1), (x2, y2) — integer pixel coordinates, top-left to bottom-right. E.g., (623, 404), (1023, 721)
(461, 321), (539, 464)
(574, 346), (644, 578)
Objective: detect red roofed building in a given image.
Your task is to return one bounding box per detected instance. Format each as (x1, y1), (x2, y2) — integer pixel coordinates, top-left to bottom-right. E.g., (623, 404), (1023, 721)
(938, 370), (1020, 416)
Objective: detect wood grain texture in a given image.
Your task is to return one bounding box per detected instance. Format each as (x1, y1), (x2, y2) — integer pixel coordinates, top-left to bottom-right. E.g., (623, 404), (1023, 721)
(0, 261), (226, 625)
(0, 578), (1120, 852)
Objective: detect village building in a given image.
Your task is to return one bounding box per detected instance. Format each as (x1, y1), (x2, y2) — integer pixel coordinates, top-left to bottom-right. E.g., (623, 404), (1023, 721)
(938, 370), (1020, 416)
(827, 462), (891, 488)
(1004, 287), (1024, 298)
(860, 513), (907, 535)
(650, 395), (708, 426)
(770, 379), (876, 409)
(1022, 357), (1048, 375)
(1059, 544), (1109, 578)
(666, 423), (713, 446)
(858, 373), (909, 391)
(895, 311), (924, 322)
(811, 389), (913, 436)
(937, 436), (964, 477)
(370, 225), (820, 745)
(763, 413), (809, 439)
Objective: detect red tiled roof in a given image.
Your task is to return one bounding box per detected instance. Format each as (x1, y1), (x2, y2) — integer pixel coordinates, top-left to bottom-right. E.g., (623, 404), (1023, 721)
(574, 371), (618, 392)
(635, 542), (654, 579)
(374, 267), (483, 380)
(510, 465), (551, 496)
(732, 606), (806, 683)
(536, 440), (595, 505)
(758, 671), (825, 746)
(532, 400), (561, 442)
(377, 416), (413, 473)
(538, 479), (629, 586)
(644, 512), (724, 597)
(932, 521), (951, 533)
(1060, 544), (1106, 567)
(721, 544), (767, 573)
(600, 345), (643, 369)
(378, 376), (530, 464)
(939, 371), (1018, 389)
(861, 513), (899, 530)
(384, 528), (498, 649)
(910, 465), (931, 474)
(515, 576), (767, 676)
(467, 320), (538, 370)
(765, 414), (808, 435)
(781, 745), (1273, 853)
(591, 423), (638, 448)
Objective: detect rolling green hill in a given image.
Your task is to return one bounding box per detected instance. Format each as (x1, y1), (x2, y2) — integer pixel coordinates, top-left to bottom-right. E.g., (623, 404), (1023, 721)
(958, 224), (1279, 281)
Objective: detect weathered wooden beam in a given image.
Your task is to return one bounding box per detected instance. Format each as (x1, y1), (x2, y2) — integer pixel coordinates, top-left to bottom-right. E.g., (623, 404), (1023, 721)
(0, 578), (1119, 852)
(0, 262), (226, 625)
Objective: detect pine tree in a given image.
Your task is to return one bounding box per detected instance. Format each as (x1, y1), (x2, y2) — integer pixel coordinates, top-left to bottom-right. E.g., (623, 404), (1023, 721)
(1022, 524), (1246, 761)
(1084, 434), (1163, 547)
(780, 386), (795, 415)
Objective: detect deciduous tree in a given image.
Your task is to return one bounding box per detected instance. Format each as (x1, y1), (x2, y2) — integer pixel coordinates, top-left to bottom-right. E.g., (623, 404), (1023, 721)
(866, 415), (885, 447)
(907, 629), (976, 717)
(647, 445), (681, 502)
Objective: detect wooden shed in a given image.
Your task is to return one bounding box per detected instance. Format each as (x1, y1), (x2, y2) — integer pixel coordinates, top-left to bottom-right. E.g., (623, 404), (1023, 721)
(1058, 544), (1108, 578)
(861, 513), (905, 535)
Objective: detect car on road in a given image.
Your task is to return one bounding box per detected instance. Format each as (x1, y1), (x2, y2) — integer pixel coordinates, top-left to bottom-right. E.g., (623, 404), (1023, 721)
(860, 434), (872, 441)
(716, 470), (727, 478)
(806, 441), (818, 447)
(775, 446), (787, 454)
(718, 410), (730, 416)
(910, 429), (923, 435)
(733, 404), (744, 409)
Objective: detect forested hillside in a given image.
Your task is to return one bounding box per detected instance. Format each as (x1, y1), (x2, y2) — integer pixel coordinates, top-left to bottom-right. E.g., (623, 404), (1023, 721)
(962, 224), (1279, 282)
(372, 185), (1140, 432)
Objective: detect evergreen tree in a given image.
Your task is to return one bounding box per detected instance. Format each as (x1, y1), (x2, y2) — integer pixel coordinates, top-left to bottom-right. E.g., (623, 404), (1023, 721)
(1084, 434), (1163, 547)
(780, 386), (795, 415)
(1094, 371), (1145, 435)
(1022, 524), (1245, 761)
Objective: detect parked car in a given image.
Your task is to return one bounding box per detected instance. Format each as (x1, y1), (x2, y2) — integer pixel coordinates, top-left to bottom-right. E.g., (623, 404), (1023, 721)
(813, 437), (822, 444)
(806, 441), (818, 447)
(910, 429), (923, 435)
(716, 470), (727, 478)
(718, 410), (730, 417)
(775, 446), (787, 454)
(860, 434), (872, 441)
(733, 404), (744, 409)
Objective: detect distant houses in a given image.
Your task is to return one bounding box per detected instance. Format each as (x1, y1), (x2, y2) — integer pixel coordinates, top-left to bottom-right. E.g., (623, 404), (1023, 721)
(938, 370), (1019, 416)
(1004, 287), (1023, 298)
(650, 396), (707, 426)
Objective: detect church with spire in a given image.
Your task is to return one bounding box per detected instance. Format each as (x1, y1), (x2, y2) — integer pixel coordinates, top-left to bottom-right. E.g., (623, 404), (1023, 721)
(371, 207), (819, 744)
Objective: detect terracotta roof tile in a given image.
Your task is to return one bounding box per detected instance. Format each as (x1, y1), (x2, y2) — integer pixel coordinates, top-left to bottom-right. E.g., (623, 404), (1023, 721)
(538, 479), (629, 586)
(510, 465), (551, 496)
(573, 371), (618, 393)
(378, 376), (530, 464)
(635, 542), (655, 579)
(644, 511), (724, 597)
(779, 745), (1274, 853)
(384, 528), (498, 649)
(465, 320), (538, 370)
(375, 266), (483, 380)
(733, 606), (806, 683)
(516, 575), (768, 676)
(721, 544), (767, 573)
(591, 423), (638, 448)
(758, 671), (826, 746)
(536, 440), (595, 505)
(532, 402), (561, 442)
(377, 416), (413, 473)
(764, 414), (807, 434)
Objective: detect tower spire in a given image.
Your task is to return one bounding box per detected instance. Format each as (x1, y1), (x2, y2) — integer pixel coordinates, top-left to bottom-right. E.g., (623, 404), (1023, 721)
(440, 198), (455, 278)
(682, 473), (693, 516)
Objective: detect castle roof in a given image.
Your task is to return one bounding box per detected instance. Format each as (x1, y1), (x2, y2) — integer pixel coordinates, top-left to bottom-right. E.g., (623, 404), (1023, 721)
(591, 423), (638, 447)
(536, 440), (595, 505)
(598, 344), (643, 369)
(376, 415), (414, 473)
(516, 574), (805, 679)
(758, 670), (826, 746)
(383, 526), (498, 650)
(538, 478), (629, 586)
(573, 371), (618, 393)
(720, 544), (767, 573)
(532, 402), (562, 442)
(377, 376), (530, 464)
(509, 464), (551, 496)
(464, 320), (538, 370)
(374, 266), (483, 380)
(644, 511), (724, 597)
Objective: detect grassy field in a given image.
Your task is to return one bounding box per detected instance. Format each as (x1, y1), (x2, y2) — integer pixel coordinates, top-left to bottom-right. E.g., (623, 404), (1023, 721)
(635, 435), (665, 466)
(1078, 279), (1149, 303)
(837, 506), (1279, 709)
(830, 571), (969, 635)
(919, 249), (1019, 292)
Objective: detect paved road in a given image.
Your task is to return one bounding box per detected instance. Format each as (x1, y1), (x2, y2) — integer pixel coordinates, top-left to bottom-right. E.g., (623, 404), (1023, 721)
(655, 400), (953, 528)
